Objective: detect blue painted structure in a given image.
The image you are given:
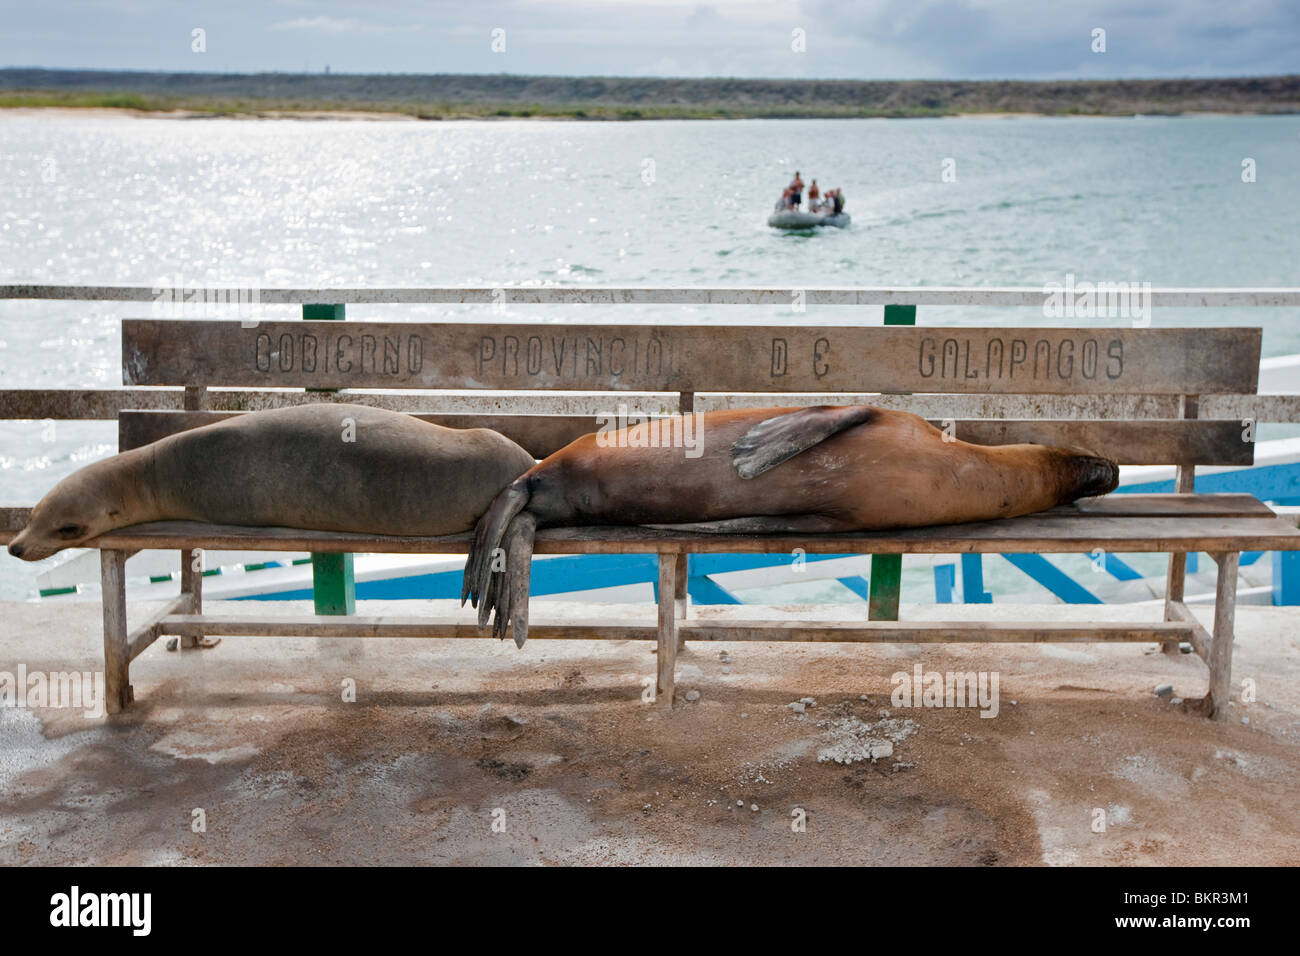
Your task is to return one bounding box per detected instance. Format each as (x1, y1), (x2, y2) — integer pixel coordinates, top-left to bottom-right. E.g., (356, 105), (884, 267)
(236, 462), (1300, 607)
(933, 564), (956, 603)
(949, 461), (1300, 607)
(240, 551), (860, 604)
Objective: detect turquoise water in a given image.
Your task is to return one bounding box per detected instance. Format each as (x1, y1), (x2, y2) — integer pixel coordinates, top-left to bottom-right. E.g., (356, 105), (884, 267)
(1, 113), (1298, 599)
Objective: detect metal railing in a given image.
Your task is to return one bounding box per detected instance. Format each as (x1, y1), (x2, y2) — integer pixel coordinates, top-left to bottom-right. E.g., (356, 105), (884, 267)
(3, 284), (1300, 306)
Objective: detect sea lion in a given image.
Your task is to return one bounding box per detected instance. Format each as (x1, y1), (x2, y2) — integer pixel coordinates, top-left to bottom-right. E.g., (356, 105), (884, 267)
(8, 404), (536, 562)
(463, 404), (1119, 646)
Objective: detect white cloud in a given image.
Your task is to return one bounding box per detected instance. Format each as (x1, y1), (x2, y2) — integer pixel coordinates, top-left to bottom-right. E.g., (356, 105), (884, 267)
(0, 0), (1293, 77)
(268, 16), (421, 36)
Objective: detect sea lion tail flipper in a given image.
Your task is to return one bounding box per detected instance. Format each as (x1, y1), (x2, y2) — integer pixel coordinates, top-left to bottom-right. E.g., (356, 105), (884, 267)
(731, 405), (876, 479)
(463, 480), (530, 613)
(498, 512), (537, 648)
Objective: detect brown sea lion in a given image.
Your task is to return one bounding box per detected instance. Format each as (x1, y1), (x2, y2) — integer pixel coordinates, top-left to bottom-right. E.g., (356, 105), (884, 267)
(7, 404), (536, 562)
(463, 405), (1119, 646)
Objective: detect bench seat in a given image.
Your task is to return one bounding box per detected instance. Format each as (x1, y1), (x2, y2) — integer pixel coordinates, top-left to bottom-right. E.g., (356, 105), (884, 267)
(7, 493), (1298, 718)
(6, 494), (1297, 555)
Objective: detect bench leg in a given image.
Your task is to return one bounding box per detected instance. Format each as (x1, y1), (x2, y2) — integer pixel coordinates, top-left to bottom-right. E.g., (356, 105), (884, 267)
(657, 554), (678, 709)
(100, 549), (133, 713)
(1189, 551), (1239, 720)
(179, 547), (204, 648)
(673, 552), (689, 650)
(1162, 552), (1188, 655)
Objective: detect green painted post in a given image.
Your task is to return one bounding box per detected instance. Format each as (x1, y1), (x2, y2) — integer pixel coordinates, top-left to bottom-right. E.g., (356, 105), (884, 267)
(303, 303), (346, 324)
(310, 553), (356, 615)
(868, 554), (903, 620)
(304, 303), (355, 615)
(868, 304), (917, 620)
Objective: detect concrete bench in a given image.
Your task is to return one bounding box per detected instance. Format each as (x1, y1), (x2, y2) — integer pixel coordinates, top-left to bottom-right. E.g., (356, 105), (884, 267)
(5, 299), (1300, 719)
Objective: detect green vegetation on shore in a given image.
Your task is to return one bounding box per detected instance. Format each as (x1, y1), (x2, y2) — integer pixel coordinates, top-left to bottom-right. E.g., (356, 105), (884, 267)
(1, 69), (1296, 119)
(0, 90), (951, 119)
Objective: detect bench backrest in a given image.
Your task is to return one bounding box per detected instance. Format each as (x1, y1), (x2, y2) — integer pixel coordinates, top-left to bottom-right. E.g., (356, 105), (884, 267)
(125, 320), (1257, 394)
(118, 319), (1261, 467)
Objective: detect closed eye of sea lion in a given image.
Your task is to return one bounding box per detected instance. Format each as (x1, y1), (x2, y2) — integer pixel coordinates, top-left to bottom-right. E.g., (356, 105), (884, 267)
(463, 404), (1119, 647)
(7, 404), (536, 562)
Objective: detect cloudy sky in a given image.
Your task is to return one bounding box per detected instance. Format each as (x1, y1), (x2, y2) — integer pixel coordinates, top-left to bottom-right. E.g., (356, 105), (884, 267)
(1, 0), (1296, 78)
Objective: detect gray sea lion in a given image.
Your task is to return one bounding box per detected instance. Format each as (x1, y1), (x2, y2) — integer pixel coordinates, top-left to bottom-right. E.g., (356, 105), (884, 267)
(8, 404), (536, 561)
(463, 404), (1119, 646)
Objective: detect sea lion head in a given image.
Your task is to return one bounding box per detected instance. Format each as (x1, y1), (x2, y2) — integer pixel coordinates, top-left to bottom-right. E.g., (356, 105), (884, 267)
(7, 455), (149, 561)
(1051, 448), (1120, 503)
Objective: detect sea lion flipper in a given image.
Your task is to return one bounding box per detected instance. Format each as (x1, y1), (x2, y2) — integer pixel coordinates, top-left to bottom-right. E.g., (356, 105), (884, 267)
(645, 514), (850, 534)
(464, 480), (530, 613)
(478, 512), (536, 646)
(731, 405), (876, 479)
(464, 479), (539, 646)
(502, 512), (537, 648)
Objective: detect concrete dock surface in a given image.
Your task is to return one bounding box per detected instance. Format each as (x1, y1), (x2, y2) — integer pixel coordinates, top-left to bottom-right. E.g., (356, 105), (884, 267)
(2, 598), (1297, 866)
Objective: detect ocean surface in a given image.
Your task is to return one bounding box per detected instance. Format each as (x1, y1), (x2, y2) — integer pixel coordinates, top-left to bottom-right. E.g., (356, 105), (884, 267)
(1, 112), (1298, 599)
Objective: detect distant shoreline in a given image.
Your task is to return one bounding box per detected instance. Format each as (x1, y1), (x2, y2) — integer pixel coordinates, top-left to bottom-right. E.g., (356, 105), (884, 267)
(0, 106), (1276, 122)
(1, 69), (1297, 120)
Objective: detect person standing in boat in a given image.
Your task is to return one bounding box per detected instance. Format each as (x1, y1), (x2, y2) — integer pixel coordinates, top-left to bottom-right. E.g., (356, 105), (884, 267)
(807, 180), (820, 212)
(789, 171), (804, 209)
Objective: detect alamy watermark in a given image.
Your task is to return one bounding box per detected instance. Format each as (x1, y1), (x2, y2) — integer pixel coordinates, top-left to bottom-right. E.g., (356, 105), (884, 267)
(891, 663), (1000, 718)
(1, 665), (105, 718)
(50, 886), (150, 936)
(1042, 273), (1151, 325)
(151, 275), (261, 322)
(594, 404), (704, 458)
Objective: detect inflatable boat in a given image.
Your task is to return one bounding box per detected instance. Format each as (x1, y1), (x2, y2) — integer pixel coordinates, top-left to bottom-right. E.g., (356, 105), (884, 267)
(767, 210), (851, 229)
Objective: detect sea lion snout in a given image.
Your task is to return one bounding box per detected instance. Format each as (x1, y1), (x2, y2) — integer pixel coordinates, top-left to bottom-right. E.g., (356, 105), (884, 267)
(6, 529), (57, 562)
(7, 528), (60, 562)
(1063, 452), (1120, 500)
